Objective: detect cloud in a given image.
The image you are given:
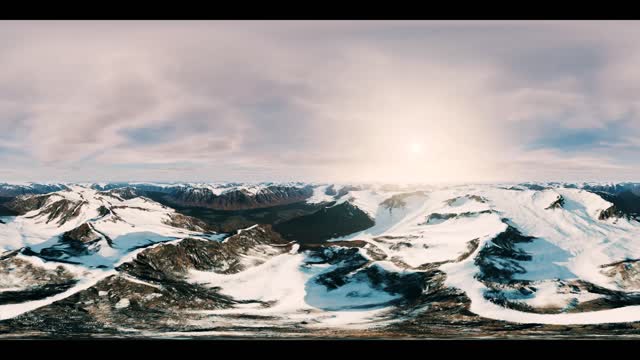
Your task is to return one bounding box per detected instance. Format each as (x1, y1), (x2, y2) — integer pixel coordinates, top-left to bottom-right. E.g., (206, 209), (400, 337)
(1, 21), (640, 182)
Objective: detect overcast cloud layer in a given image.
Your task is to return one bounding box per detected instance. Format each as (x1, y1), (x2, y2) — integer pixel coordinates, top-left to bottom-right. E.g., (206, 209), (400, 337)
(1, 21), (640, 183)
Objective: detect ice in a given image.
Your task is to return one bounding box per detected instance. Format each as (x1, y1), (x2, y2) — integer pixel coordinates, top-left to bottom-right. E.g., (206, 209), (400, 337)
(187, 251), (396, 328)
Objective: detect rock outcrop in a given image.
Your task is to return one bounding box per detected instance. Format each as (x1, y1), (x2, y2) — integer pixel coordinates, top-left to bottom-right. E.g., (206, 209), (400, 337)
(118, 224), (292, 281)
(545, 195), (565, 210)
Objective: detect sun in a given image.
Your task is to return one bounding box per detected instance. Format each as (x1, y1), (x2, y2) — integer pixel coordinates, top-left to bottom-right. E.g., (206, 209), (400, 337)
(409, 142), (423, 154)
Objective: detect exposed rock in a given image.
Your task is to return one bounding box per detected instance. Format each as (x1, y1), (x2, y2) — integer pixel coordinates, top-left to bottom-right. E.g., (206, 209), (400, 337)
(0, 274), (239, 335)
(21, 198), (88, 226)
(474, 223), (534, 283)
(363, 243), (388, 261)
(601, 259), (640, 290)
(444, 195), (487, 206)
(33, 223), (114, 261)
(299, 240), (368, 251)
(304, 247), (427, 309)
(118, 224), (292, 281)
(380, 191), (427, 212)
(149, 185), (315, 211)
(585, 190), (640, 221)
(97, 205), (111, 217)
(274, 201), (374, 244)
(457, 238), (480, 262)
(423, 210), (494, 225)
(599, 205), (627, 221)
(389, 242), (413, 251)
(545, 195), (565, 210)
(423, 213), (457, 224)
(0, 252), (77, 305)
(169, 200), (325, 234)
(5, 194), (51, 215)
(100, 187), (138, 200)
(162, 213), (210, 232)
(62, 223), (102, 244)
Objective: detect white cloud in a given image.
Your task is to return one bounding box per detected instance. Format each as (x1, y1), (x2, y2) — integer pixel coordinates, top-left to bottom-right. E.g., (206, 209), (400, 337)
(1, 21), (640, 182)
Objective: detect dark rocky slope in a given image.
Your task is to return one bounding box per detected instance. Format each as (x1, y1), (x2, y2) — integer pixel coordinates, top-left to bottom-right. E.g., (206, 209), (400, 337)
(0, 251), (78, 305)
(274, 201), (374, 244)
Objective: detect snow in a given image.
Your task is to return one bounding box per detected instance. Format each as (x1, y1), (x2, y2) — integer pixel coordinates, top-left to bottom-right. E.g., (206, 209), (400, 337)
(333, 189), (397, 218)
(442, 253), (640, 325)
(190, 253), (308, 312)
(4, 182), (640, 328)
(0, 268), (114, 321)
(235, 224), (259, 236)
(436, 185), (640, 325)
(519, 280), (601, 309)
(0, 185), (224, 267)
(187, 252), (396, 329)
(115, 298), (130, 309)
(479, 186), (640, 290)
(322, 184), (640, 325)
(514, 238), (577, 281)
(330, 189), (504, 268)
(306, 185), (335, 204)
(0, 254), (82, 292)
(289, 244), (300, 254)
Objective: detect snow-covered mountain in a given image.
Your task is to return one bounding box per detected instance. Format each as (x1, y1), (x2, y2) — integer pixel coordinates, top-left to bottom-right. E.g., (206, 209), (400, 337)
(87, 182), (315, 210)
(2, 182), (640, 338)
(0, 183), (69, 197)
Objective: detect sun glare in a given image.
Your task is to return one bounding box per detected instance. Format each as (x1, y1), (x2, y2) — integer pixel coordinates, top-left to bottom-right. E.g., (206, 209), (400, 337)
(409, 142), (423, 154)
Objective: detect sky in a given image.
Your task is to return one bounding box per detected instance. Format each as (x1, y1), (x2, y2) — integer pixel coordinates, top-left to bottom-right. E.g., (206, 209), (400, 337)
(1, 20), (640, 184)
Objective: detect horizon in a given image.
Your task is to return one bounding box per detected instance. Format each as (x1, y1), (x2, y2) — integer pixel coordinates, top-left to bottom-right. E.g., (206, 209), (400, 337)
(2, 21), (640, 182)
(2, 179), (640, 186)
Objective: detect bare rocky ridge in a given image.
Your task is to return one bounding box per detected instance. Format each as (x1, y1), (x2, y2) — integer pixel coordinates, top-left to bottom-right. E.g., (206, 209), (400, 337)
(5, 194), (52, 215)
(162, 213), (210, 232)
(380, 191), (427, 212)
(118, 224), (292, 281)
(444, 195), (488, 206)
(601, 259), (640, 290)
(35, 223), (113, 261)
(599, 205), (627, 221)
(422, 210), (494, 225)
(0, 224), (292, 335)
(0, 274), (240, 335)
(11, 195), (88, 226)
(586, 188), (640, 220)
(545, 195), (565, 209)
(62, 223), (104, 244)
(98, 187), (138, 201)
(0, 251), (77, 305)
